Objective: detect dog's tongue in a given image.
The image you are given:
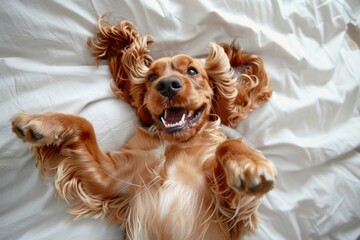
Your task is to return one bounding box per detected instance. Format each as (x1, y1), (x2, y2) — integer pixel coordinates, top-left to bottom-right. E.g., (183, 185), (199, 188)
(165, 108), (186, 123)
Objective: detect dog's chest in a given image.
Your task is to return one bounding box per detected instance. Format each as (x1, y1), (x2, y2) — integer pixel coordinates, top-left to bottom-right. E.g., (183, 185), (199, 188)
(130, 142), (216, 239)
(153, 141), (212, 189)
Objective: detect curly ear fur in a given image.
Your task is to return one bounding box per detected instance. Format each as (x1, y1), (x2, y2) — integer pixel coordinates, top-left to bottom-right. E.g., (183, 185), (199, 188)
(87, 16), (153, 126)
(88, 17), (271, 128)
(206, 43), (272, 128)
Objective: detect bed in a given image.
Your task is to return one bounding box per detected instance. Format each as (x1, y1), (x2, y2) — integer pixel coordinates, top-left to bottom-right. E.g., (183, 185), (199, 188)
(1, 1), (359, 239)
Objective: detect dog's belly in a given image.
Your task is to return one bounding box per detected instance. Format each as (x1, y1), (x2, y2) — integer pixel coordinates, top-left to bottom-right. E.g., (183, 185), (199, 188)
(129, 154), (220, 240)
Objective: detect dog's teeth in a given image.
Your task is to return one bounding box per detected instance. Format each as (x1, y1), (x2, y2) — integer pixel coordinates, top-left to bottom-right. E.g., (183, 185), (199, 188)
(181, 113), (185, 124)
(164, 110), (167, 119)
(187, 111), (194, 118)
(161, 117), (167, 126)
(162, 113), (186, 129)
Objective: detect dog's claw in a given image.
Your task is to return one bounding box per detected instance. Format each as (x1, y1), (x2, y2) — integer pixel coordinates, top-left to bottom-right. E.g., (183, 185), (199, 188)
(15, 126), (26, 137)
(31, 130), (43, 140)
(233, 178), (244, 190)
(265, 179), (274, 187)
(248, 183), (261, 191)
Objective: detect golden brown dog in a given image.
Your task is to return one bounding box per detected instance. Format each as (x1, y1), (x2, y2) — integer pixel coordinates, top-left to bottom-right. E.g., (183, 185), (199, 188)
(12, 17), (276, 239)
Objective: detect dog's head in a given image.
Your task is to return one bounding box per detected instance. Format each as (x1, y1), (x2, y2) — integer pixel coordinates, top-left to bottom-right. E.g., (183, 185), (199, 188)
(144, 53), (216, 141)
(88, 18), (271, 142)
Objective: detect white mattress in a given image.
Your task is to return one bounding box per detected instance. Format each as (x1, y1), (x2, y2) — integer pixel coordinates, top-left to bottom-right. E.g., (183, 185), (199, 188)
(1, 1), (359, 239)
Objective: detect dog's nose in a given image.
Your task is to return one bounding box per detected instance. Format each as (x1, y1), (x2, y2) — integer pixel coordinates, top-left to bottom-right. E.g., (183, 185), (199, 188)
(156, 77), (183, 98)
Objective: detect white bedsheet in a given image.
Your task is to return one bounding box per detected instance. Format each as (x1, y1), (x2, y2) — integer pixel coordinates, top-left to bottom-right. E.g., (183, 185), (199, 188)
(1, 1), (359, 239)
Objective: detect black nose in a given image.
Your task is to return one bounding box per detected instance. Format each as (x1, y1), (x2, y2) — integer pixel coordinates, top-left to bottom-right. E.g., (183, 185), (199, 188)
(156, 77), (183, 98)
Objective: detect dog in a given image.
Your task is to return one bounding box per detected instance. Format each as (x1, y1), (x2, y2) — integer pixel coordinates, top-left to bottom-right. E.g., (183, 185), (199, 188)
(11, 17), (277, 240)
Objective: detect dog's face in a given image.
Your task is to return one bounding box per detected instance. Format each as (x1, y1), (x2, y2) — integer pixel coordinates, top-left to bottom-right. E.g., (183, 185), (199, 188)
(89, 21), (273, 142)
(144, 55), (213, 142)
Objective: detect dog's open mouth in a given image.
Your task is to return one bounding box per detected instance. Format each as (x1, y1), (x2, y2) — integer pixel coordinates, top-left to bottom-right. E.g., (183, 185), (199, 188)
(158, 105), (205, 133)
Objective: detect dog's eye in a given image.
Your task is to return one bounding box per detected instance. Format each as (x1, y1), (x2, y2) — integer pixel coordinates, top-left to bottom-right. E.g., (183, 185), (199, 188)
(148, 73), (157, 82)
(187, 67), (198, 76)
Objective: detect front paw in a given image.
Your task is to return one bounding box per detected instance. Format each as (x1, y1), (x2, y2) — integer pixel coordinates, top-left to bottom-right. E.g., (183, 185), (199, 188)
(11, 112), (74, 146)
(217, 139), (277, 195)
(224, 156), (277, 195)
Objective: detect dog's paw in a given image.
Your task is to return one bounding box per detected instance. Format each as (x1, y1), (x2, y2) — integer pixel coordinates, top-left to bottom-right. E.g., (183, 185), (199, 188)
(11, 112), (73, 146)
(224, 156), (277, 195)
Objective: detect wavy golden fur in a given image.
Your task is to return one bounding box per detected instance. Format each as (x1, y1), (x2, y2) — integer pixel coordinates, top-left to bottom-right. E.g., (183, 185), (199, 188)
(12, 16), (276, 239)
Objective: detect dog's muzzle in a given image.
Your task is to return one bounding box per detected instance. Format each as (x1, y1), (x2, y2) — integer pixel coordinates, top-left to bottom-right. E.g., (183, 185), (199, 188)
(156, 77), (183, 99)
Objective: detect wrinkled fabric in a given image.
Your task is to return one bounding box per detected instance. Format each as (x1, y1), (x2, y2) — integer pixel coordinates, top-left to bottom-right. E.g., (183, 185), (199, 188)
(0, 1), (359, 239)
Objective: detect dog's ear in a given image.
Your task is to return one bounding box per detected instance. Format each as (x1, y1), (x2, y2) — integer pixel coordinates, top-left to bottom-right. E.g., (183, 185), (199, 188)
(205, 43), (272, 128)
(88, 16), (153, 127)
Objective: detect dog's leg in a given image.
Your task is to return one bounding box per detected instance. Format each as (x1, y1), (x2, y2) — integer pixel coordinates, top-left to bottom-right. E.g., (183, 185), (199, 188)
(11, 112), (143, 221)
(213, 138), (277, 237)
